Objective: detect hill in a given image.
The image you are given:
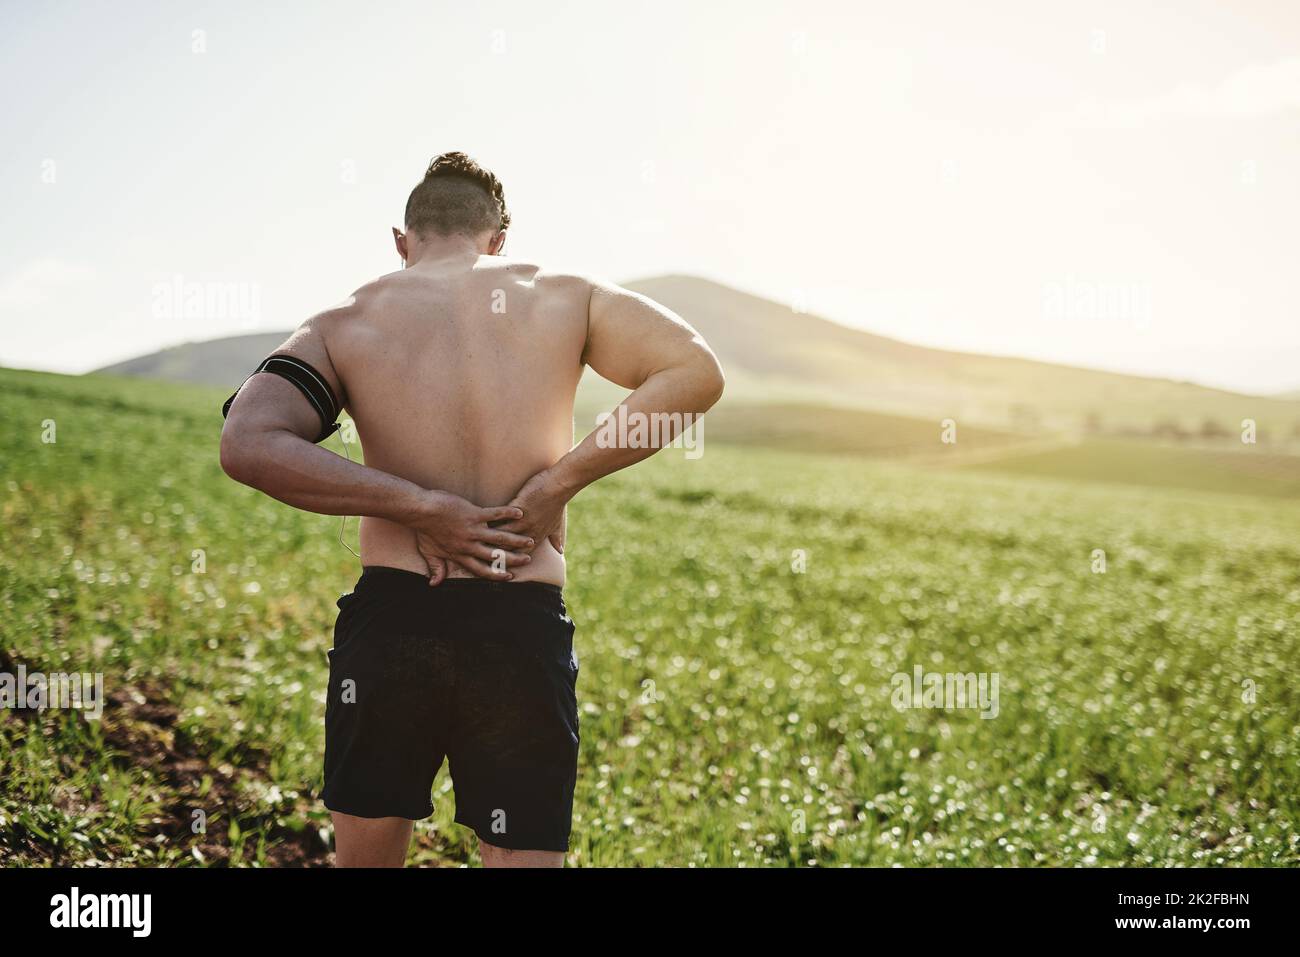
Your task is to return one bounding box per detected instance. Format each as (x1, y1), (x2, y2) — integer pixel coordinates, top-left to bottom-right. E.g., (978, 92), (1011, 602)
(94, 331), (290, 388)
(92, 275), (1300, 439)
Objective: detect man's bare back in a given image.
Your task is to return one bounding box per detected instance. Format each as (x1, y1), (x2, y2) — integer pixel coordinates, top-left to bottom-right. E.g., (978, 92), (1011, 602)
(322, 257), (589, 586)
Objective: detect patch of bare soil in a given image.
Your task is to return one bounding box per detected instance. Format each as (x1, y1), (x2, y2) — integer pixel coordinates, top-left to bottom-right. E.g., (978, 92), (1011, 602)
(1, 646), (332, 867)
(101, 679), (333, 867)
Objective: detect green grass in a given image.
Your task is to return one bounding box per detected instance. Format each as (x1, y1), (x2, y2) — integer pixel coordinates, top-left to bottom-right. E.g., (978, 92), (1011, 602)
(2, 366), (1299, 866)
(961, 437), (1300, 499)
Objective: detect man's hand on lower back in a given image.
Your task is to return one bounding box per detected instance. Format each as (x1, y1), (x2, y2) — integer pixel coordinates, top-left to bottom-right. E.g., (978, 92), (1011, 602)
(500, 468), (574, 556)
(409, 490), (534, 585)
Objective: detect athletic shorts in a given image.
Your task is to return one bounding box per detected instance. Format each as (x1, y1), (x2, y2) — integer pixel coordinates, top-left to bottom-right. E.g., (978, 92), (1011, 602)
(321, 566), (580, 852)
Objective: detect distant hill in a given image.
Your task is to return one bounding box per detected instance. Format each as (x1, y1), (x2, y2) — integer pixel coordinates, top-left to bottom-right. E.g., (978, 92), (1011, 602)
(93, 274), (1300, 437)
(627, 276), (1300, 436)
(96, 331), (288, 389)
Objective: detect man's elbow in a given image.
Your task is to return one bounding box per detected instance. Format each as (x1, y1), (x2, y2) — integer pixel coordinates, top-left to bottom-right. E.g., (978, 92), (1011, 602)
(696, 351), (725, 410)
(219, 428), (261, 486)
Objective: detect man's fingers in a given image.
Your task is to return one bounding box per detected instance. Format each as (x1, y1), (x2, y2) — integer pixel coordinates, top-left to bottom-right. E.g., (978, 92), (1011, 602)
(459, 556), (513, 580)
(548, 508), (565, 554)
(470, 544), (532, 567)
(480, 505), (524, 525)
(479, 528), (535, 551)
(427, 556), (446, 586)
(416, 541), (448, 586)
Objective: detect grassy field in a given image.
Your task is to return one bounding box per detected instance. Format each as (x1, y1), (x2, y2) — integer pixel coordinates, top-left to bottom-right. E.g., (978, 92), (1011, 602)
(2, 366), (1299, 866)
(961, 437), (1300, 499)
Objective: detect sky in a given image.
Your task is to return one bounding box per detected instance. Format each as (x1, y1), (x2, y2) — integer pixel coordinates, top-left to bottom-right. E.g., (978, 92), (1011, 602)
(2, 0), (1298, 394)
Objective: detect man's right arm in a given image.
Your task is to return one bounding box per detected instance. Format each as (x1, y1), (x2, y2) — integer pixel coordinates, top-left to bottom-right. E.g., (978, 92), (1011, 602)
(564, 279), (725, 487)
(501, 278), (725, 546)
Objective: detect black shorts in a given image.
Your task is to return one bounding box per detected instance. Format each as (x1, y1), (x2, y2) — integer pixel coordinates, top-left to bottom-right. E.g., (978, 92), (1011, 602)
(321, 566), (580, 853)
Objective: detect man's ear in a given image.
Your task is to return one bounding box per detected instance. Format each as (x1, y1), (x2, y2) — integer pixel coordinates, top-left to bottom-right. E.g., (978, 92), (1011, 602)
(392, 227), (409, 264)
(488, 229), (507, 256)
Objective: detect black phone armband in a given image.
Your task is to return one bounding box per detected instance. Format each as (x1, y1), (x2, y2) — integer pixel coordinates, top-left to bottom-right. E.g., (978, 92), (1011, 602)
(222, 354), (342, 444)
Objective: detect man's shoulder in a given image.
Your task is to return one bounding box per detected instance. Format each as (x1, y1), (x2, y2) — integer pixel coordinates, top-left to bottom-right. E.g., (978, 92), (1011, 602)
(481, 257), (600, 294)
(309, 272), (401, 324)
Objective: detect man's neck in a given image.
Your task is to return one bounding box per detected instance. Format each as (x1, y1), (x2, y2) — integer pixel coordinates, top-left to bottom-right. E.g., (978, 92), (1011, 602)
(406, 234), (491, 267)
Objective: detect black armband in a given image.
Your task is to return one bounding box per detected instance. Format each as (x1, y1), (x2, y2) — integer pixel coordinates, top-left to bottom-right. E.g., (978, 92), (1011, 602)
(222, 354), (342, 444)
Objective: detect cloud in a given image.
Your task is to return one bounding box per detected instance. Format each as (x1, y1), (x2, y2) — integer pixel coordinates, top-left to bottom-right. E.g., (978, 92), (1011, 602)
(1070, 57), (1300, 126)
(0, 258), (96, 310)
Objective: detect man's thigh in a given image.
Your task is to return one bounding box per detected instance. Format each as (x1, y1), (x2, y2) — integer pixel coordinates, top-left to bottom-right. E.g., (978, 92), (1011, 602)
(332, 812), (413, 867)
(479, 838), (564, 869)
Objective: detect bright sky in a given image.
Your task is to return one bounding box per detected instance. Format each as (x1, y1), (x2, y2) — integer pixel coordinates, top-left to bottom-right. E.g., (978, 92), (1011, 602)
(2, 0), (1298, 394)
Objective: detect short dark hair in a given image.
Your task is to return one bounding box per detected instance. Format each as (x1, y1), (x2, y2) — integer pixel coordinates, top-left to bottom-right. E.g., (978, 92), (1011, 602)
(403, 151), (510, 239)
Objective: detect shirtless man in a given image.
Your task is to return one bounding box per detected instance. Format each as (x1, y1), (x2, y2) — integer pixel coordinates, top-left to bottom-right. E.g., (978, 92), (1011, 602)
(218, 152), (725, 868)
